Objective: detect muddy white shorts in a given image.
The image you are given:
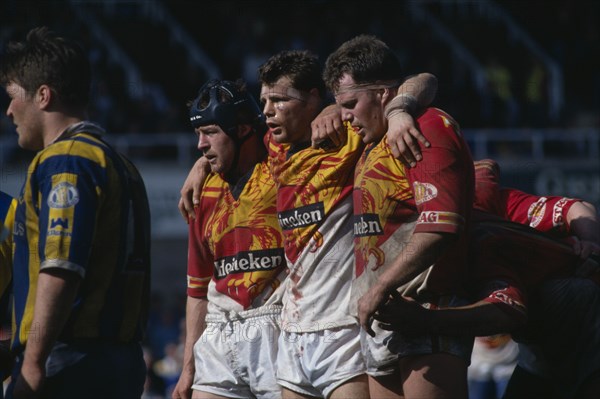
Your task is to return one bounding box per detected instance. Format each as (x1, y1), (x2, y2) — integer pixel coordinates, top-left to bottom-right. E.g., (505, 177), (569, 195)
(276, 325), (366, 399)
(192, 305), (282, 399)
(362, 295), (474, 376)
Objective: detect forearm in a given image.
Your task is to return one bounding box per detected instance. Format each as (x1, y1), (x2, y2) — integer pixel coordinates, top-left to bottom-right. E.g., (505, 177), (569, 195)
(388, 73), (438, 116)
(23, 269), (80, 367)
(374, 232), (451, 293)
(567, 201), (600, 243)
(181, 296), (208, 375)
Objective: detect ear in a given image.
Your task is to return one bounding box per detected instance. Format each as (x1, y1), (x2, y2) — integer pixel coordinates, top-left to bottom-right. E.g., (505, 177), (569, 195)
(237, 124), (252, 139)
(307, 88), (321, 111)
(380, 88), (392, 107)
(36, 85), (53, 110)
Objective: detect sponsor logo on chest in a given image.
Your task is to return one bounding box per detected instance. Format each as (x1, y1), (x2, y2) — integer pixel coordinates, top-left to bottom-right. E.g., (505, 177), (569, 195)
(278, 202), (325, 230)
(214, 248), (285, 279)
(354, 214), (383, 237)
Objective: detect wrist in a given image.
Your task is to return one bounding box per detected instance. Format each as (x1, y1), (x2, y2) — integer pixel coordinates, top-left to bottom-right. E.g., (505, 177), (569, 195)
(385, 93), (418, 118)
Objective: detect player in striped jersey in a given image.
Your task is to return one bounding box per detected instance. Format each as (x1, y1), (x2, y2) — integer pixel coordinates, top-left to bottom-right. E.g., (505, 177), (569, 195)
(1, 27), (150, 398)
(0, 191), (16, 388)
(0, 191), (16, 304)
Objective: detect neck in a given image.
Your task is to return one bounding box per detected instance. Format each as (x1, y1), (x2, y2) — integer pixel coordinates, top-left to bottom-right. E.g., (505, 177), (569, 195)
(226, 134), (267, 184)
(42, 110), (86, 147)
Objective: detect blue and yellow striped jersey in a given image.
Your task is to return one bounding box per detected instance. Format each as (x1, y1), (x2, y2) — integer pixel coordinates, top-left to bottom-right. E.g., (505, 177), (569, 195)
(11, 122), (151, 352)
(0, 191), (16, 322)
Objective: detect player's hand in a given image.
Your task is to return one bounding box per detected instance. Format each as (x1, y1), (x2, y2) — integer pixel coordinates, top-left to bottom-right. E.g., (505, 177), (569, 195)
(179, 157), (210, 222)
(374, 293), (428, 335)
(311, 104), (346, 149)
(386, 111), (430, 168)
(571, 238), (600, 260)
(573, 239), (600, 277)
(358, 284), (388, 337)
(171, 368), (194, 399)
(13, 361), (45, 399)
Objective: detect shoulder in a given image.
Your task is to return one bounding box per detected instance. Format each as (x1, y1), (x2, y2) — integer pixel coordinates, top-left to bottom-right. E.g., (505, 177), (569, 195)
(416, 108), (464, 148)
(40, 133), (112, 168)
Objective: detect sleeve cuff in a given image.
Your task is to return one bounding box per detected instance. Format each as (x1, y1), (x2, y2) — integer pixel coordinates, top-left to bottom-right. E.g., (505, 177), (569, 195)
(40, 259), (85, 278)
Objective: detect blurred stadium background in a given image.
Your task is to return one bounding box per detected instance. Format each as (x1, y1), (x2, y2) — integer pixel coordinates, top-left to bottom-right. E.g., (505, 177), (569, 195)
(0, 1), (598, 394)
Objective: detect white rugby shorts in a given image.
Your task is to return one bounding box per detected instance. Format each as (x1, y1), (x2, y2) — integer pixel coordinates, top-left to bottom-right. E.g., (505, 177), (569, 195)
(192, 305), (282, 399)
(276, 325), (366, 399)
(362, 295), (474, 376)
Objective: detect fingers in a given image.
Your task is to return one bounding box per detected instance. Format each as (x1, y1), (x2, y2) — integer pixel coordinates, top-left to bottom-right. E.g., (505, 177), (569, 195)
(311, 118), (345, 148)
(179, 190), (196, 222)
(406, 128), (424, 160)
(178, 197), (189, 223)
(414, 129), (431, 148)
(391, 140), (416, 168)
(362, 316), (376, 337)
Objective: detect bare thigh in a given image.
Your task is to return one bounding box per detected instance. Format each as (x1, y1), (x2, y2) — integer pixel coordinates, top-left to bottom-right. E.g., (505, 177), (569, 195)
(330, 374), (370, 399)
(369, 372), (404, 399)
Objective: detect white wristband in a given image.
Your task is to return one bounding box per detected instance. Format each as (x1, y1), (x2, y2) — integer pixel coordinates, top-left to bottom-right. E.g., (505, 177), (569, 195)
(384, 93), (418, 119)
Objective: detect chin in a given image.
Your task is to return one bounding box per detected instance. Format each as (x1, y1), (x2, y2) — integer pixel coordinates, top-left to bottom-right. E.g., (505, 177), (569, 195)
(272, 134), (288, 144)
(362, 135), (376, 145)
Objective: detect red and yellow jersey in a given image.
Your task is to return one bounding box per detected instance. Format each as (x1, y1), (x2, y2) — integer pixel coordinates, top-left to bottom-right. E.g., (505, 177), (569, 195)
(267, 129), (362, 263)
(353, 108), (474, 304)
(471, 159), (591, 319)
(187, 159), (286, 313)
(266, 127), (364, 331)
(474, 159), (580, 235)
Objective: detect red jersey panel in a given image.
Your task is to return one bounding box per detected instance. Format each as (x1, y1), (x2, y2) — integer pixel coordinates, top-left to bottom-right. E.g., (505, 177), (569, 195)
(353, 108), (475, 299)
(474, 159), (579, 235)
(472, 159), (591, 317)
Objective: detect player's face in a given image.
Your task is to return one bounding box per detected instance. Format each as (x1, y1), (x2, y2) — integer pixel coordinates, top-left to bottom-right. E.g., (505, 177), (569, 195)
(195, 124), (236, 174)
(5, 82), (45, 150)
(260, 77), (314, 145)
(335, 74), (387, 144)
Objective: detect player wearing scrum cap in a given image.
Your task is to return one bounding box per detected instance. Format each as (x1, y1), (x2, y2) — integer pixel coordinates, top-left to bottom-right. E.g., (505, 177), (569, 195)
(172, 79), (287, 399)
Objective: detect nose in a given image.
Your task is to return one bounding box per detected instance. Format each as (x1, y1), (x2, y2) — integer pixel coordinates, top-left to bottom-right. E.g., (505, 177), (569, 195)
(6, 101), (13, 118)
(197, 132), (209, 152)
(263, 100), (275, 118)
(341, 109), (353, 123)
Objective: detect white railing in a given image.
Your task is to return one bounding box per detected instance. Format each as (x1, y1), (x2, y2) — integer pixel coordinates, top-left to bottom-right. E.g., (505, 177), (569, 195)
(2, 129), (597, 168)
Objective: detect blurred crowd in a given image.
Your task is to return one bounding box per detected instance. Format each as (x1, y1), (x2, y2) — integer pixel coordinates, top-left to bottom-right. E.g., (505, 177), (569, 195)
(0, 0), (598, 143)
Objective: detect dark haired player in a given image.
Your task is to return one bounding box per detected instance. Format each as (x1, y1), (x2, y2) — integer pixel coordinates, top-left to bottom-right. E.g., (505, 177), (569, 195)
(1, 27), (150, 398)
